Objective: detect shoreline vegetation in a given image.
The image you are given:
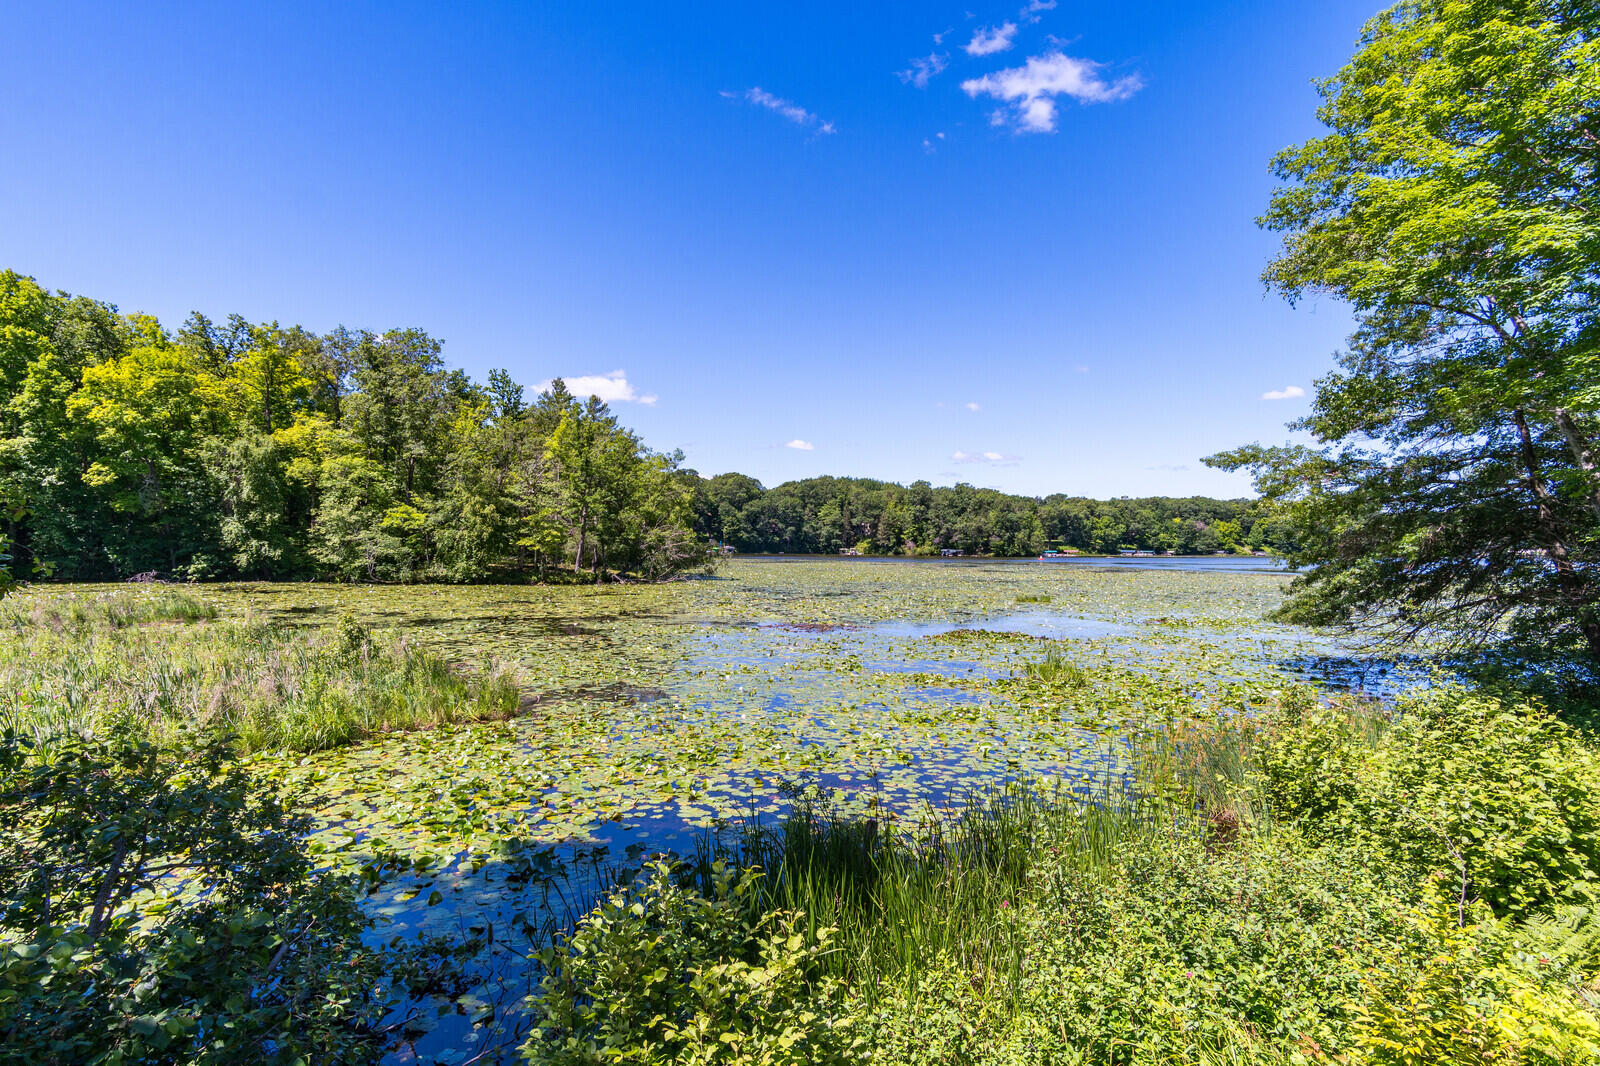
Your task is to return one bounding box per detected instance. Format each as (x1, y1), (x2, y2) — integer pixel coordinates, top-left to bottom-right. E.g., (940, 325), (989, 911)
(3, 580), (1598, 1064)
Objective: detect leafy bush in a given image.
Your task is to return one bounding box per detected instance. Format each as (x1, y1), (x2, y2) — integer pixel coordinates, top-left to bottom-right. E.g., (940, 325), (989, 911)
(862, 830), (1416, 1065)
(524, 861), (857, 1065)
(1257, 698), (1383, 824)
(1351, 876), (1600, 1066)
(1263, 689), (1600, 918)
(0, 729), (394, 1064)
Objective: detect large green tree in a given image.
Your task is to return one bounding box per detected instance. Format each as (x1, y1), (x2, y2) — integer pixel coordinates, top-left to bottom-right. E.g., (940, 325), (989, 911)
(1209, 0), (1600, 659)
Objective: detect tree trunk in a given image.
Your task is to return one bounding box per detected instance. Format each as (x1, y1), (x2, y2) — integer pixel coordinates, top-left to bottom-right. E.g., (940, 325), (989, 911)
(574, 505), (589, 575)
(1552, 408), (1600, 522)
(1513, 409), (1600, 659)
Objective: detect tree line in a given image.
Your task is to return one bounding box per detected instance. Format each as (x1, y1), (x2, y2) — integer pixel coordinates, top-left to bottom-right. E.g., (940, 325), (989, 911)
(686, 473), (1292, 557)
(0, 270), (706, 582)
(0, 271), (1289, 584)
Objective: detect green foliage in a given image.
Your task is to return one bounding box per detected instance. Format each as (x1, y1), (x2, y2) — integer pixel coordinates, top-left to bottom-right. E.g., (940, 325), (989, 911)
(1352, 877), (1600, 1066)
(688, 471), (1287, 558)
(1210, 0), (1600, 659)
(1264, 689), (1600, 918)
(0, 271), (707, 584)
(862, 831), (1415, 1065)
(0, 730), (393, 1064)
(524, 861), (856, 1065)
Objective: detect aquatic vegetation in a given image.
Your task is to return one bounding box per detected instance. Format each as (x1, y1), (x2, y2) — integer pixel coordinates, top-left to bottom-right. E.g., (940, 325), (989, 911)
(7, 560), (1486, 1063)
(528, 685), (1600, 1065)
(0, 585), (217, 633)
(0, 590), (519, 752)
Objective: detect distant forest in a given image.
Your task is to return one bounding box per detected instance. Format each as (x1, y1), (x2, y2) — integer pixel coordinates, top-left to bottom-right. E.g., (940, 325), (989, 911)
(0, 270), (1286, 583)
(686, 473), (1291, 558)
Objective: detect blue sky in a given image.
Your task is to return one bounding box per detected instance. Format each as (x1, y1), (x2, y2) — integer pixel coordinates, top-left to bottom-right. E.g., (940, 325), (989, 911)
(1, 1), (1377, 498)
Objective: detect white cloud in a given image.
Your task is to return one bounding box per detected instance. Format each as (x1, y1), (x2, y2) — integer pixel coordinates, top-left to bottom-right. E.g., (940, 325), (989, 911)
(962, 51), (1142, 132)
(952, 449), (1020, 465)
(537, 370), (657, 406)
(965, 21), (1018, 56)
(898, 52), (949, 89)
(1262, 385), (1306, 401)
(1019, 0), (1056, 22)
(785, 439), (815, 451)
(734, 87), (836, 134)
(964, 402), (981, 411)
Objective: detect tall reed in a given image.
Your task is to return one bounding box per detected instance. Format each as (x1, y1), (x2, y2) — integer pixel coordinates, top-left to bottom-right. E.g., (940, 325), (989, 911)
(0, 590), (520, 752)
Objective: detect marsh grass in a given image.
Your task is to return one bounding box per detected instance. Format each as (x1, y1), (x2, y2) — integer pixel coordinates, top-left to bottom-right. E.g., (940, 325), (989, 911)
(1023, 645), (1091, 688)
(0, 591), (520, 753)
(0, 585), (218, 633)
(1014, 593), (1052, 604)
(682, 772), (1168, 1011)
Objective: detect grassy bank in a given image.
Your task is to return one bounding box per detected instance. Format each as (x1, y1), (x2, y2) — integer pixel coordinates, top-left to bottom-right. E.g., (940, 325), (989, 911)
(0, 587), (520, 752)
(527, 680), (1600, 1065)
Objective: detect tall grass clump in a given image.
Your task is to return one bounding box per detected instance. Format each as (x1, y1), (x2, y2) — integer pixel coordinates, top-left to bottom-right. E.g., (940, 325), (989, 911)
(0, 591), (520, 753)
(717, 781), (1154, 1006)
(0, 585), (217, 634)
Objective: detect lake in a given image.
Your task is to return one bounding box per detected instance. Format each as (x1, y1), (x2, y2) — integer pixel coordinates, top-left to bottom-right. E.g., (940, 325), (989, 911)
(167, 557), (1408, 1061)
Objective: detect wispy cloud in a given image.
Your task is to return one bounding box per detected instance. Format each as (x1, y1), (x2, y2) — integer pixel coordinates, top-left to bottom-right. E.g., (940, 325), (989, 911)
(897, 52), (949, 89)
(725, 87), (836, 134)
(785, 439), (815, 451)
(1019, 0), (1056, 23)
(1146, 463), (1190, 472)
(964, 402), (982, 412)
(965, 21), (1018, 56)
(962, 51), (1142, 132)
(537, 370), (656, 406)
(1262, 385), (1306, 401)
(952, 449), (1020, 466)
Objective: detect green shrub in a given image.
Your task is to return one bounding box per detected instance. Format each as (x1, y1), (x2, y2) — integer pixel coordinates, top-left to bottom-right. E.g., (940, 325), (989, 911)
(524, 861), (857, 1065)
(1361, 691), (1600, 917)
(1257, 699), (1383, 824)
(861, 830), (1416, 1065)
(1351, 876), (1600, 1066)
(1264, 690), (1600, 919)
(0, 730), (395, 1064)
